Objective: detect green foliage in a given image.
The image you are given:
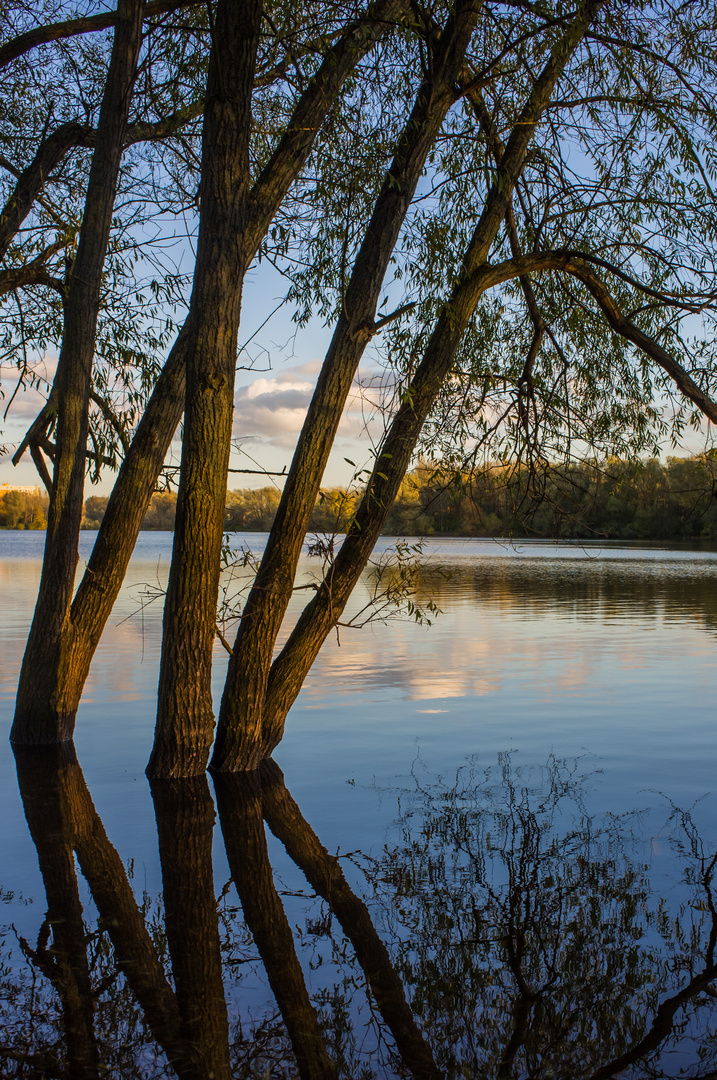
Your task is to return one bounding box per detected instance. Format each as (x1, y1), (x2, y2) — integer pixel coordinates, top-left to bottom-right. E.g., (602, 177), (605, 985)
(4, 0), (717, 543)
(66, 456), (717, 538)
(82, 494), (108, 530)
(79, 491), (177, 530)
(381, 456), (717, 540)
(225, 487), (282, 532)
(224, 485), (357, 535)
(2, 0), (717, 499)
(141, 491), (177, 531)
(0, 487), (46, 528)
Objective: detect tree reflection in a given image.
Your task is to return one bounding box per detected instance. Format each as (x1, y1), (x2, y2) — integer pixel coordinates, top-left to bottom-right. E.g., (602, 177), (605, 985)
(255, 759), (441, 1080)
(404, 559), (717, 639)
(150, 775), (231, 1079)
(364, 755), (717, 1078)
(214, 769), (336, 1080)
(5, 747), (717, 1078)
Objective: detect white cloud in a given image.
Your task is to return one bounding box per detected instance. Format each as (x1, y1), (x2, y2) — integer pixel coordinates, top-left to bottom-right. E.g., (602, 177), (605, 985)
(232, 361), (393, 456)
(234, 374), (314, 447)
(0, 358), (55, 423)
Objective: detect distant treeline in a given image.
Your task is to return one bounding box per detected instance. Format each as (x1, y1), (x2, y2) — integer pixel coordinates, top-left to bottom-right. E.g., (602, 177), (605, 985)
(0, 488), (47, 529)
(3, 456), (717, 539)
(80, 486), (358, 533)
(88, 455), (717, 539)
(385, 457), (717, 540)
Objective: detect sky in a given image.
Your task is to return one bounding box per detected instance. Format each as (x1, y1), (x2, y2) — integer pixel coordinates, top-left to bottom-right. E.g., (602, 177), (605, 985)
(0, 260), (395, 495)
(1, 237), (713, 498)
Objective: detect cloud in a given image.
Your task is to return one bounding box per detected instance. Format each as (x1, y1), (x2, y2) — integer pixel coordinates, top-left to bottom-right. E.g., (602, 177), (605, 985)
(0, 357), (56, 427)
(234, 373), (315, 447)
(232, 361), (392, 453)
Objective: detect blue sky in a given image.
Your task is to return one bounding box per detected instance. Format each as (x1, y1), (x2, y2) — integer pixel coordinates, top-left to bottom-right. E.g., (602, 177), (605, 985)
(0, 257), (393, 494)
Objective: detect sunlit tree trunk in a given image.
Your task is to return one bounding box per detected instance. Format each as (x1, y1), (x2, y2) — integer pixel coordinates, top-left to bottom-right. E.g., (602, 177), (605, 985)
(11, 0), (144, 745)
(145, 0), (262, 777)
(12, 0), (405, 755)
(213, 0), (605, 770)
(212, 0), (483, 771)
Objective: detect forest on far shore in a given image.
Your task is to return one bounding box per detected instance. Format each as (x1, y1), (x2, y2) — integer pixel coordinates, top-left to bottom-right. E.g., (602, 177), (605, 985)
(2, 455), (717, 540)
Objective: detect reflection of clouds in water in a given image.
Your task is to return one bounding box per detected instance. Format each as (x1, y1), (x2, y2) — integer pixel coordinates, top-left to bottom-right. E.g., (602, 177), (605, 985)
(0, 562), (43, 700)
(2, 543), (717, 714)
(473, 674), (502, 696)
(83, 618), (159, 704)
(556, 660), (593, 692)
(619, 645), (649, 672)
(409, 674), (466, 700)
(300, 559), (717, 707)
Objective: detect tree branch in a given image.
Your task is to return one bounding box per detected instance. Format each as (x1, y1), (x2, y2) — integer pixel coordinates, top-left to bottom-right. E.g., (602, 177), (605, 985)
(0, 123), (86, 261)
(0, 0), (199, 72)
(89, 391), (131, 455)
(30, 443), (53, 495)
(11, 396), (57, 467)
(474, 250), (717, 424)
(0, 242), (68, 299)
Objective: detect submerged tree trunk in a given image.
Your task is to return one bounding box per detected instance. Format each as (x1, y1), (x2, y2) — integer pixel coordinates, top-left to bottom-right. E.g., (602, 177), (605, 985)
(11, 0), (405, 750)
(145, 0), (262, 778)
(11, 0), (144, 745)
(212, 0), (482, 772)
(212, 0), (605, 771)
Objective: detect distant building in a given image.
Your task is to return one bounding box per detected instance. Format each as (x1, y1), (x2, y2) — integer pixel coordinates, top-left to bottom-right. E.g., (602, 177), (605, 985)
(0, 483), (41, 496)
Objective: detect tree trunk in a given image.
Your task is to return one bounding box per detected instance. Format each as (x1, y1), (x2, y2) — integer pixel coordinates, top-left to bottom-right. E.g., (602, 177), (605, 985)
(145, 0), (263, 777)
(11, 0), (144, 745)
(12, 0), (405, 749)
(213, 0), (605, 770)
(212, 0), (482, 772)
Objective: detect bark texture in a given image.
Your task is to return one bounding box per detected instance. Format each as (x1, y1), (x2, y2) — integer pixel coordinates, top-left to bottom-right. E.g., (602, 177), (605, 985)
(214, 0), (605, 768)
(212, 0), (482, 771)
(146, 0), (262, 776)
(11, 0), (144, 745)
(12, 0), (405, 750)
(147, 0), (408, 775)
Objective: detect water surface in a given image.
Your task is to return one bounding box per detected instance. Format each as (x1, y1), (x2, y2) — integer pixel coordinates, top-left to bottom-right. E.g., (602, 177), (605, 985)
(1, 533), (716, 1077)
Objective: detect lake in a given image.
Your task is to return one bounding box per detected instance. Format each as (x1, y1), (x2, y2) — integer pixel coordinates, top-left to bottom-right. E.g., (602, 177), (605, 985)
(1, 531), (717, 1078)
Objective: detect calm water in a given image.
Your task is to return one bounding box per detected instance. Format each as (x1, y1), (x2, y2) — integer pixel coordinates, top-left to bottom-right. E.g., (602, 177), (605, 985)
(1, 532), (717, 1077)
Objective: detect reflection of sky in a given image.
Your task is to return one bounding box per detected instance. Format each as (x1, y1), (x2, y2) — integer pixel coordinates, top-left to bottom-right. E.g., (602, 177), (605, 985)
(2, 533), (717, 913)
